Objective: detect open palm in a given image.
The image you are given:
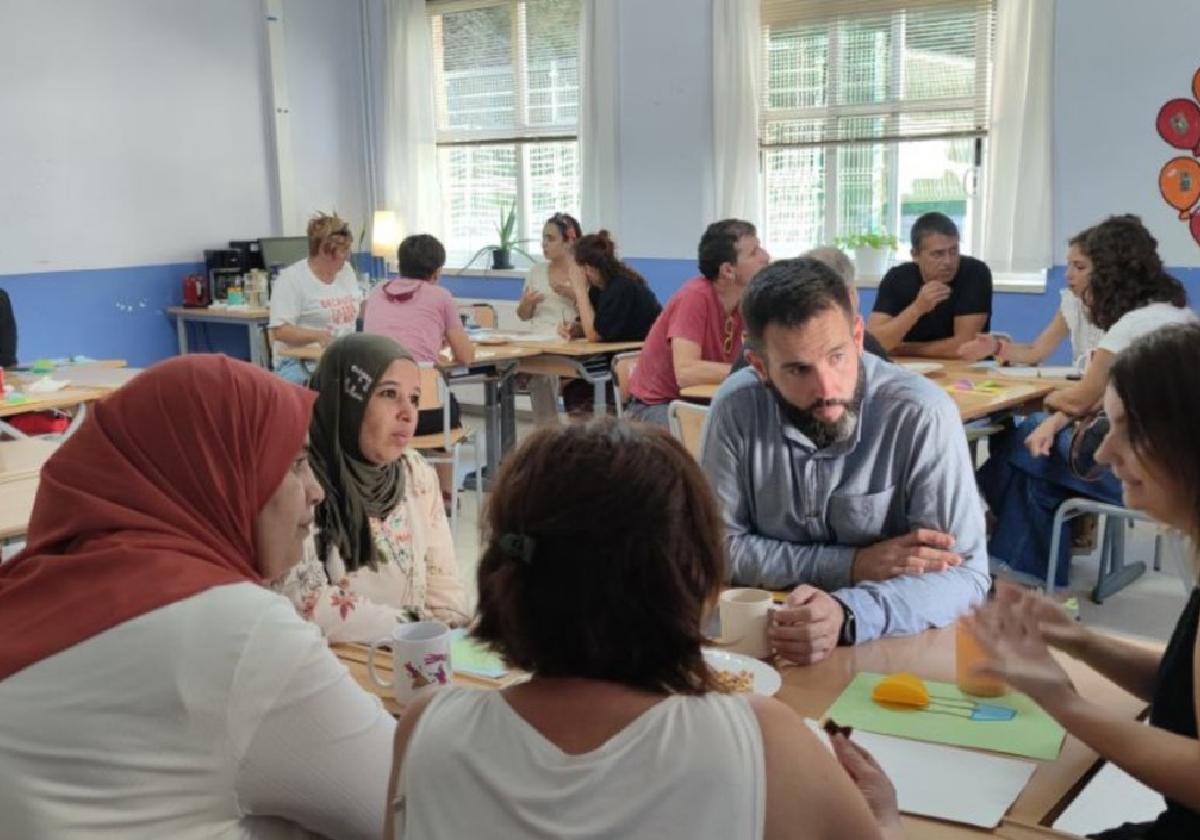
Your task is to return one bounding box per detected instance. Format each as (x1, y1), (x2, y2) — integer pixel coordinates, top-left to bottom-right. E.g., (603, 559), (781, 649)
(966, 595), (1076, 705)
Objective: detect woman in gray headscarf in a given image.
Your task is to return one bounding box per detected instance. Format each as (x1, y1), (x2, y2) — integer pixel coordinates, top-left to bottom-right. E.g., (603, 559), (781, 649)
(280, 333), (468, 641)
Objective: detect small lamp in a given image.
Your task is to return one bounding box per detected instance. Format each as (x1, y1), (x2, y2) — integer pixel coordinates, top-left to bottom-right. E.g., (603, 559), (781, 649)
(371, 210), (401, 276)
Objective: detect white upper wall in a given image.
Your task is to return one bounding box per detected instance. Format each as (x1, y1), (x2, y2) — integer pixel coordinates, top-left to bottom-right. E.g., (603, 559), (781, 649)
(0, 0), (369, 274)
(1053, 0), (1197, 264)
(616, 0), (714, 259)
(280, 0), (370, 238)
(0, 0), (276, 273)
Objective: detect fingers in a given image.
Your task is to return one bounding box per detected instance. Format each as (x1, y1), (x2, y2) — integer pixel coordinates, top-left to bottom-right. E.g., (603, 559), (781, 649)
(907, 529), (955, 550)
(895, 546), (963, 574)
(785, 584), (821, 607)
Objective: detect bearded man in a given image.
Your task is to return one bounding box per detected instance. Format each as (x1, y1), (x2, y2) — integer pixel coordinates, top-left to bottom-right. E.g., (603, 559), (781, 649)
(700, 258), (989, 664)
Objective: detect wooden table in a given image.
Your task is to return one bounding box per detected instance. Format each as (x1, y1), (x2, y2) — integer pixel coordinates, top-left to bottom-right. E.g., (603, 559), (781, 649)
(511, 338), (644, 417)
(10, 365), (141, 392)
(0, 438), (59, 543)
(680, 360), (1066, 425)
(167, 305), (271, 368)
(337, 626), (1145, 836)
(0, 386), (109, 438)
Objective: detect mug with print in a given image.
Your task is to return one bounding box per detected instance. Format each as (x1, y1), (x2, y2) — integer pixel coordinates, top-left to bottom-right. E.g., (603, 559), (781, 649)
(368, 620), (453, 705)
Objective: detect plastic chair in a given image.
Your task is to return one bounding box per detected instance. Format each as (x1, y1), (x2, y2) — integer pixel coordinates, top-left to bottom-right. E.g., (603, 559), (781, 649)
(407, 365), (481, 529)
(667, 400), (710, 460)
(1046, 498), (1163, 603)
(611, 351), (639, 418)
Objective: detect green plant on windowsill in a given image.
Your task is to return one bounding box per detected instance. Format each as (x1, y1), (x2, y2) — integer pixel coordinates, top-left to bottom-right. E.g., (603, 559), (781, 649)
(461, 203), (538, 271)
(835, 231), (899, 251)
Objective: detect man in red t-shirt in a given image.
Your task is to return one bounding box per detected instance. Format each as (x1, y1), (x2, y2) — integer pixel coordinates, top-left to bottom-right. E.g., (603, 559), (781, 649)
(625, 219), (770, 425)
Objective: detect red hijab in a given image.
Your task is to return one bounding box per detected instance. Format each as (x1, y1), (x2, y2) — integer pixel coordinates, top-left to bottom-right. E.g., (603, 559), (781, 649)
(0, 354), (316, 680)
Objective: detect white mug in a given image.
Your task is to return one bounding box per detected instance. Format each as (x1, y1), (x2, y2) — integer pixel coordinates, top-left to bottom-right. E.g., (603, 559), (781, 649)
(368, 620), (453, 705)
(718, 588), (773, 659)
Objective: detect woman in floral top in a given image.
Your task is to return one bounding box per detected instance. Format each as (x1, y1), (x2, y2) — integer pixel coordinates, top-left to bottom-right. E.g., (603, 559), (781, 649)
(281, 334), (468, 641)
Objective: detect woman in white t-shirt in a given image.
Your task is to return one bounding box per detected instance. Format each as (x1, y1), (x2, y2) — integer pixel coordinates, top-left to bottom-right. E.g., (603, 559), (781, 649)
(958, 227), (1106, 368)
(0, 355), (395, 839)
(979, 214), (1195, 588)
(383, 419), (903, 840)
(269, 212), (365, 384)
(515, 212), (583, 425)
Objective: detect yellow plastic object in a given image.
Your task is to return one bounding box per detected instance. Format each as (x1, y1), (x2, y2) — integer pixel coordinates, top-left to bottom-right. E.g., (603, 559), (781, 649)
(871, 673), (931, 709)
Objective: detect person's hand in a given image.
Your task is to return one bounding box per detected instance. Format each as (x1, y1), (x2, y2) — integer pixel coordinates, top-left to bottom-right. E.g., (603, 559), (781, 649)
(852, 529), (962, 583)
(556, 321), (574, 340)
(957, 333), (998, 362)
(830, 734), (902, 834)
(1023, 414), (1063, 458)
(965, 591), (1078, 708)
(548, 270), (576, 300)
(519, 287), (545, 311)
(316, 328), (335, 347)
(913, 281), (951, 315)
(991, 580), (1091, 659)
(769, 585), (843, 665)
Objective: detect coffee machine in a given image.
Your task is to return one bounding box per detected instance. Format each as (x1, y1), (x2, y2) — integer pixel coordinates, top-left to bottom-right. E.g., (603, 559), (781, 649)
(204, 249), (244, 302)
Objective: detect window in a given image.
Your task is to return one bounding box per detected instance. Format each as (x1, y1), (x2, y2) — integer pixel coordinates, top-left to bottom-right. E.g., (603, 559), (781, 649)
(759, 0), (995, 269)
(429, 0), (581, 266)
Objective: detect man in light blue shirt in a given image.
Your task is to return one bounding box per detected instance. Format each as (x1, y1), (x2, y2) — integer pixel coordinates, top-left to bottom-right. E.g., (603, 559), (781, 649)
(700, 258), (989, 664)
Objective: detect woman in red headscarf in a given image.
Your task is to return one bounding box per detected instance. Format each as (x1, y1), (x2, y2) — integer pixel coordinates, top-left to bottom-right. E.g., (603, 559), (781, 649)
(0, 355), (395, 840)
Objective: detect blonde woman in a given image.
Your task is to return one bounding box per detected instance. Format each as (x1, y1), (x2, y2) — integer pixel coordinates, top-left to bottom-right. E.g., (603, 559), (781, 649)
(268, 211), (365, 384)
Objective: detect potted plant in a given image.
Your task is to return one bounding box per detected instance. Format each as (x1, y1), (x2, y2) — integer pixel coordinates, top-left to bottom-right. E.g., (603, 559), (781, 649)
(836, 230), (899, 277)
(463, 203), (537, 271)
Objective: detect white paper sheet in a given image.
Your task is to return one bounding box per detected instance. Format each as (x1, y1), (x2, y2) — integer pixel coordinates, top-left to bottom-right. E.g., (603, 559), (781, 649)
(1054, 761), (1164, 836)
(997, 366), (1081, 379)
(805, 720), (1036, 829)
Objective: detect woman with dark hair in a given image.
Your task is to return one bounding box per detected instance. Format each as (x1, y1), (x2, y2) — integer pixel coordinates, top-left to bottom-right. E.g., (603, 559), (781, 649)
(958, 227), (1105, 367)
(563, 230), (661, 343)
(978, 214), (1194, 587)
(279, 334), (467, 642)
(516, 212), (584, 424)
(382, 418), (902, 840)
(968, 322), (1200, 839)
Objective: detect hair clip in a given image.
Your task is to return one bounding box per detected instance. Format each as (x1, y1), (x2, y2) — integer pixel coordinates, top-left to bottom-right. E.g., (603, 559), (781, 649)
(498, 533), (536, 565)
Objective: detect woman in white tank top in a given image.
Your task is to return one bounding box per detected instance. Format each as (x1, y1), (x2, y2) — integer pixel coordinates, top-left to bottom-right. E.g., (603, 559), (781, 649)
(383, 419), (904, 840)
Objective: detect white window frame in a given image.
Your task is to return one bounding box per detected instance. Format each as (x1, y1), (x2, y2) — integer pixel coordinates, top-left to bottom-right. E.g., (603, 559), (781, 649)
(758, 2), (1013, 283)
(429, 0), (581, 267)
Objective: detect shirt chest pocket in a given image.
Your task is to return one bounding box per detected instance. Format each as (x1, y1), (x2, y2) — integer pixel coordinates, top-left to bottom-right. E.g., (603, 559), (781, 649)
(827, 486), (897, 546)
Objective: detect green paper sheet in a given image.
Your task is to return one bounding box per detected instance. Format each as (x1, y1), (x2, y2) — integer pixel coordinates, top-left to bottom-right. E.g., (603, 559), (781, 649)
(824, 672), (1065, 761)
(450, 629), (508, 679)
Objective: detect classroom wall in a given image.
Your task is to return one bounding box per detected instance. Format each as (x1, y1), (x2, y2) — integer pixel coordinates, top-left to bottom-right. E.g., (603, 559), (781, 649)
(3, 0), (1199, 367)
(0, 0), (370, 365)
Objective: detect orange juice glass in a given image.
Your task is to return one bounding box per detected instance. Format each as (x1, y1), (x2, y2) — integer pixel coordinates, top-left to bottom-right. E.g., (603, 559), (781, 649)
(955, 618), (1006, 697)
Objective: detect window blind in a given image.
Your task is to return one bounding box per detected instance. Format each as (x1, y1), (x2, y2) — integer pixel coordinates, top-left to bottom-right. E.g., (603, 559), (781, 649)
(429, 0), (580, 145)
(759, 0), (995, 149)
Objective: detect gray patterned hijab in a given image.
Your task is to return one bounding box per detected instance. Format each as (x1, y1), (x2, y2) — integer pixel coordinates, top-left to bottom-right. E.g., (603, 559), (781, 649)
(308, 333), (413, 572)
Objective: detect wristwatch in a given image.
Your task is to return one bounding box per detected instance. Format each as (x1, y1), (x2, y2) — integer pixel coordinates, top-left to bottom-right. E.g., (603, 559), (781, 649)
(833, 596), (857, 646)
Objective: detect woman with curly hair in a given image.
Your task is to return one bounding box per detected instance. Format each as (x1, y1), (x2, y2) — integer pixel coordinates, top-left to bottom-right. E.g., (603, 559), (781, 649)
(979, 214), (1194, 588)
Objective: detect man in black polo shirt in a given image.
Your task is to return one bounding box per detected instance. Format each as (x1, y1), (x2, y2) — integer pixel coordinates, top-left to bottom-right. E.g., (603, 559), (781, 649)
(867, 212), (992, 358)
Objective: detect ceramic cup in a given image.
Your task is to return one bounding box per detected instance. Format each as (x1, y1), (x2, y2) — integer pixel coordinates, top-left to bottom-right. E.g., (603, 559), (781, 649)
(717, 588), (773, 659)
(368, 620), (453, 705)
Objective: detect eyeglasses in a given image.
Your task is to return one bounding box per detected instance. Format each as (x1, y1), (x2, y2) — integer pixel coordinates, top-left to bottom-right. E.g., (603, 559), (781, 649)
(722, 313), (736, 357)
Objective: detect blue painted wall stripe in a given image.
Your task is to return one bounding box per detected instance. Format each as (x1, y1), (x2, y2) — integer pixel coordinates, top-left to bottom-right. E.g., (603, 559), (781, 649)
(4, 260), (1200, 368)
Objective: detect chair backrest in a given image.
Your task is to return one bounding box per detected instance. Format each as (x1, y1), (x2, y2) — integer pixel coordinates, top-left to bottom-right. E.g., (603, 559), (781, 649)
(611, 351), (640, 416)
(459, 303), (497, 329)
(417, 364), (445, 412)
(667, 400), (709, 460)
